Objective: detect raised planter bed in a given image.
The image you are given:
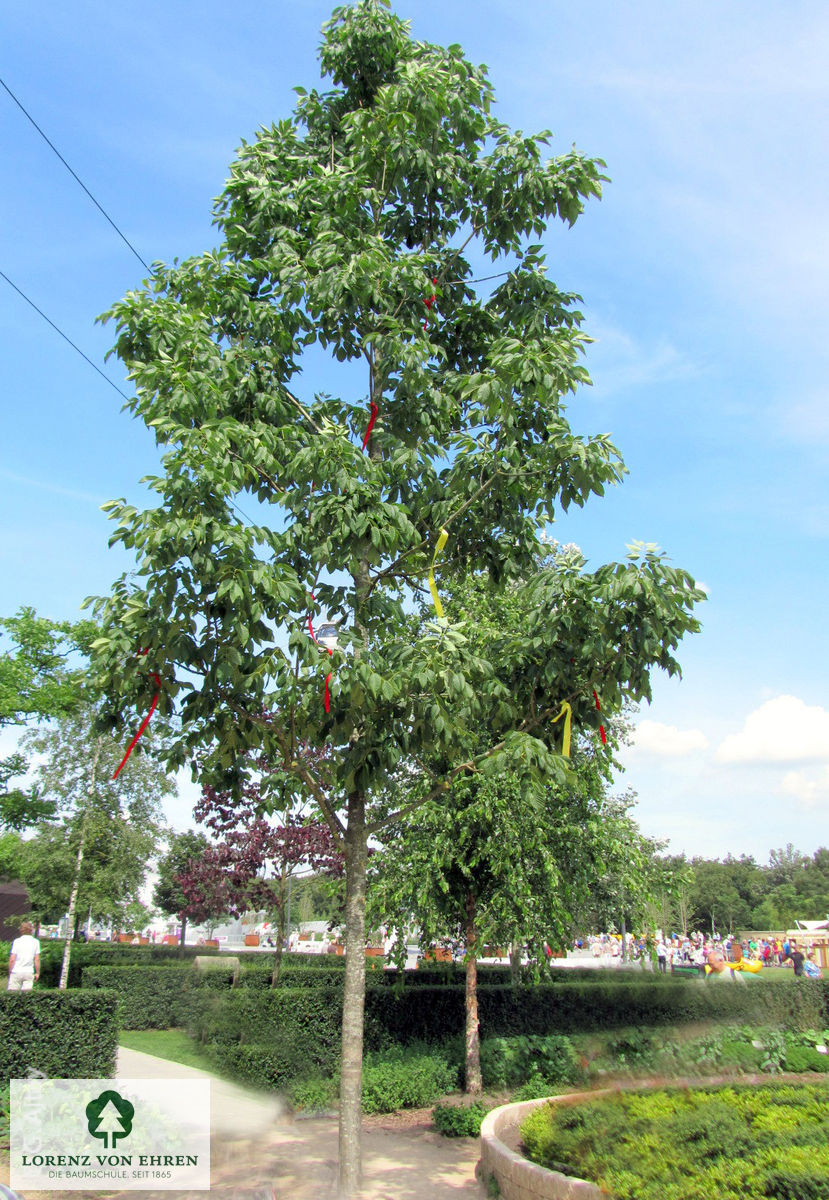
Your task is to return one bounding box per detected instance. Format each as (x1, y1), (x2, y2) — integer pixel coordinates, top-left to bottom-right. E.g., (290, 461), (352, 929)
(480, 1094), (607, 1200)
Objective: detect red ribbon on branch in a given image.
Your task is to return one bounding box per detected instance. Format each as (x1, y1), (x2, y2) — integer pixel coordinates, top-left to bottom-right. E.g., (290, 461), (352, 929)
(361, 401), (378, 452)
(423, 276), (437, 330)
(593, 689), (607, 745)
(113, 650), (160, 779)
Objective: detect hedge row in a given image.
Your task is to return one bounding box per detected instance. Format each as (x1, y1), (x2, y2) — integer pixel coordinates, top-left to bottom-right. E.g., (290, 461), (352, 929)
(80, 964), (356, 1027)
(81, 957), (829, 1044)
(206, 1038), (462, 1104)
(187, 979), (829, 1051)
(82, 965), (223, 1028)
(0, 990), (119, 1085)
(36, 941), (225, 988)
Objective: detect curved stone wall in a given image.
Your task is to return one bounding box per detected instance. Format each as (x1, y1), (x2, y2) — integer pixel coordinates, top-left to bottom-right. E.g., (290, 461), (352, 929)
(479, 1091), (612, 1200)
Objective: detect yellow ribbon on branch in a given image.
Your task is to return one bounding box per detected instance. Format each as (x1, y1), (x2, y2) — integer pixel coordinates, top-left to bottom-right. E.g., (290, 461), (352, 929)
(552, 700), (572, 758)
(428, 528), (449, 620)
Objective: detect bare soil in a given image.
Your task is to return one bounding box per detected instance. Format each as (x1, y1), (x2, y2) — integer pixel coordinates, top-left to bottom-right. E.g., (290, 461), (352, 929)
(2, 1108), (483, 1200)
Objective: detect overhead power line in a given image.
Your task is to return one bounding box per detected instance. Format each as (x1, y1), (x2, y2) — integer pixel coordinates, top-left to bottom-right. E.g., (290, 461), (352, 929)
(0, 74), (151, 273)
(0, 268), (131, 401)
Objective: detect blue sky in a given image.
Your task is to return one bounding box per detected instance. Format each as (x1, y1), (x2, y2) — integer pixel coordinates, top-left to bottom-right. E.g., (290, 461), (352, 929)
(2, 2), (828, 862)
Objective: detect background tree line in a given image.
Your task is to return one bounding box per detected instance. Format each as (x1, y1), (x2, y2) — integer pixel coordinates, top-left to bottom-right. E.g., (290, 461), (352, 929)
(640, 845), (829, 937)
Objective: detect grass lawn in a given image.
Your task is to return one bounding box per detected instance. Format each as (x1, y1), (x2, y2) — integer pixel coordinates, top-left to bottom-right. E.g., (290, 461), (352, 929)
(118, 1028), (215, 1072)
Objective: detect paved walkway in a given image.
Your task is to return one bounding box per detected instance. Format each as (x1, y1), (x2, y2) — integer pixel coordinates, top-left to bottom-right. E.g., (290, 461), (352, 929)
(111, 1047), (482, 1199)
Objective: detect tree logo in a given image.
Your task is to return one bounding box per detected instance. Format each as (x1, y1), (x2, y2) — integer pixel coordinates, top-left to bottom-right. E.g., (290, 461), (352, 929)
(85, 1090), (135, 1149)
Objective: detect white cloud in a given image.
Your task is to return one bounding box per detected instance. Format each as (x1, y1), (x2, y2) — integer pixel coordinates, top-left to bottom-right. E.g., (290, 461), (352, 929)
(631, 720), (709, 757)
(781, 767), (829, 810)
(716, 695), (829, 765)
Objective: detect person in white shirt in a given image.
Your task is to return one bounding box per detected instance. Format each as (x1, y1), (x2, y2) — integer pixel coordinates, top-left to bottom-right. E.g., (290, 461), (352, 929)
(7, 921), (41, 990)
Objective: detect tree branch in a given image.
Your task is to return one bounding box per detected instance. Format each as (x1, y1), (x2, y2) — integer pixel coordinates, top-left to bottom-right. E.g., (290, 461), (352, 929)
(367, 469), (502, 595)
(366, 698), (576, 835)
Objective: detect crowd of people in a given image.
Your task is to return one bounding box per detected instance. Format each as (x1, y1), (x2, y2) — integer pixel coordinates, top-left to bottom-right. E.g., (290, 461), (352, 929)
(654, 932), (823, 978)
(570, 931), (824, 978)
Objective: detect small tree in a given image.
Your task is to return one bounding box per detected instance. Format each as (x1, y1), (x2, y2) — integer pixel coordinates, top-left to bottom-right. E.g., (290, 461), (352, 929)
(153, 830), (213, 950)
(22, 705), (170, 985)
(195, 768), (343, 981)
(174, 853), (235, 941)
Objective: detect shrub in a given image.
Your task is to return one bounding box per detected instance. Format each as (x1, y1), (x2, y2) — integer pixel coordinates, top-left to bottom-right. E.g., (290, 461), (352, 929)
(718, 1037), (763, 1072)
(478, 979), (829, 1037)
(0, 991), (118, 1085)
(280, 952), (346, 969)
(186, 985), (345, 1060)
(433, 1100), (489, 1138)
(480, 1035), (584, 1089)
(287, 1075), (338, 1113)
(178, 977), (829, 1074)
(206, 1037), (457, 1111)
(783, 1045), (829, 1073)
(0, 1081), (9, 1149)
(360, 1046), (458, 1113)
(237, 966), (385, 990)
(520, 1082), (829, 1200)
(36, 940), (223, 988)
(205, 1039), (338, 1090)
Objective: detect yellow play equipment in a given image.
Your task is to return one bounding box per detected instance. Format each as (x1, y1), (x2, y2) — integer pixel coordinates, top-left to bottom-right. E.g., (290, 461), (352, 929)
(704, 957), (763, 976)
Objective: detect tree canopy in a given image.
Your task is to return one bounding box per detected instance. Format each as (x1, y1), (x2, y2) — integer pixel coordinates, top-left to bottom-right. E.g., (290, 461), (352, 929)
(0, 608), (95, 830)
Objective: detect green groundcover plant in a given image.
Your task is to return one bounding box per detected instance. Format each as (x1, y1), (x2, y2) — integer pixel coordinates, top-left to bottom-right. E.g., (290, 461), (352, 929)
(520, 1082), (829, 1200)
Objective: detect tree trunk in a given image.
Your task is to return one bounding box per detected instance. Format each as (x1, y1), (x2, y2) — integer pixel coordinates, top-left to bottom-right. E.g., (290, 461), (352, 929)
(464, 892), (483, 1096)
(59, 815), (88, 990)
(59, 741), (101, 990)
(509, 940), (522, 986)
(271, 871), (287, 987)
(338, 792), (368, 1198)
(178, 916), (187, 956)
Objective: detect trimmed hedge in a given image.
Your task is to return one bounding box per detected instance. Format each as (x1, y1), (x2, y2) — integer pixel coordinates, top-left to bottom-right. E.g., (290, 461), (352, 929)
(0, 990), (118, 1084)
(37, 940), (223, 988)
(187, 979), (829, 1054)
(83, 964), (236, 1029)
(477, 979), (829, 1037)
(188, 985), (346, 1054)
(271, 952), (347, 970)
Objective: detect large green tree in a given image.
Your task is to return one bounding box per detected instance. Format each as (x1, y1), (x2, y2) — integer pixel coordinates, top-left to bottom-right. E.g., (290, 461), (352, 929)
(88, 4), (703, 1190)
